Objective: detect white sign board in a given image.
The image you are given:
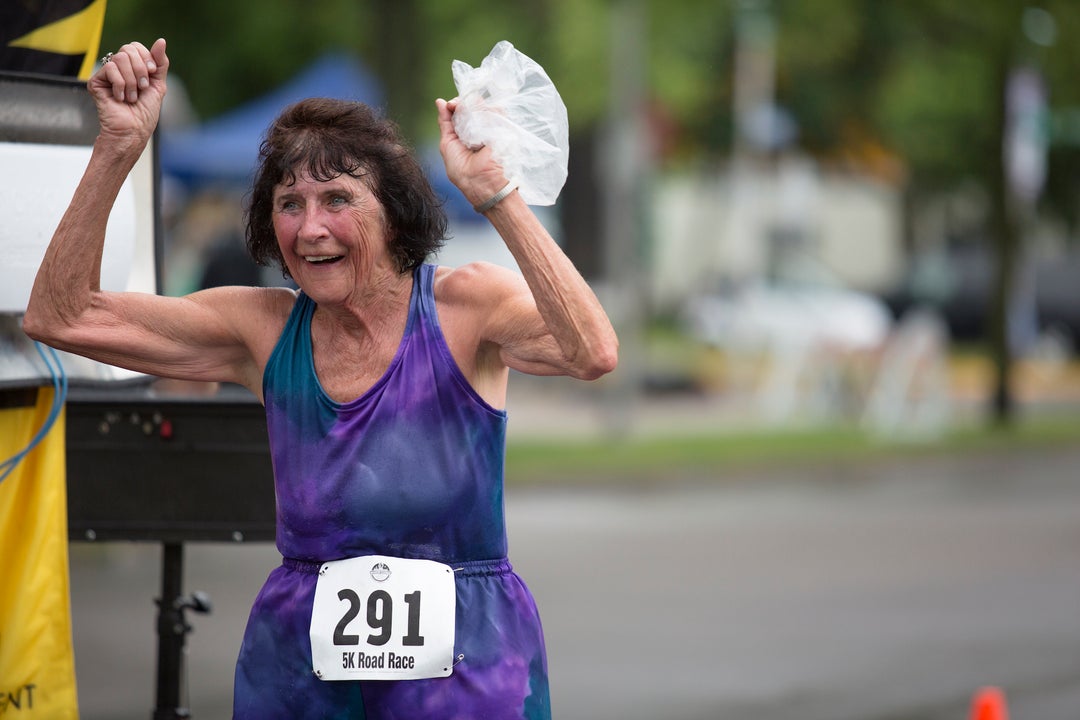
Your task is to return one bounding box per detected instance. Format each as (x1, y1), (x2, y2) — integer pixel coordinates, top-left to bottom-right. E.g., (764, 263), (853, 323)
(0, 72), (159, 387)
(0, 142), (145, 312)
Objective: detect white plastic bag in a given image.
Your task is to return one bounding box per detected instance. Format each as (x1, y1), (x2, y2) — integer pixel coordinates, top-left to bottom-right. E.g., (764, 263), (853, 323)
(451, 41), (569, 206)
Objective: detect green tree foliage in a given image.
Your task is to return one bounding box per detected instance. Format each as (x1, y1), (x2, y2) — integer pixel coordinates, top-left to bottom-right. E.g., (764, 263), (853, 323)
(100, 0), (1080, 424)
(99, 0), (733, 144)
(100, 0), (1080, 189)
(102, 0), (369, 119)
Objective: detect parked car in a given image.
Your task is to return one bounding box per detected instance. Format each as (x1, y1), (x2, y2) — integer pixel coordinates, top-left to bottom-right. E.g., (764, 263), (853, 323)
(881, 240), (1080, 353)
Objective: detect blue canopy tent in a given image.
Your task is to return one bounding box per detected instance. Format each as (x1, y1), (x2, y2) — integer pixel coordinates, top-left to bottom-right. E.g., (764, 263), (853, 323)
(159, 52), (477, 222)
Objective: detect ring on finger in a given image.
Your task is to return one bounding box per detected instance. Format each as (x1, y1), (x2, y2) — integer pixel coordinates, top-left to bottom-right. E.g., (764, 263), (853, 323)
(100, 51), (115, 65)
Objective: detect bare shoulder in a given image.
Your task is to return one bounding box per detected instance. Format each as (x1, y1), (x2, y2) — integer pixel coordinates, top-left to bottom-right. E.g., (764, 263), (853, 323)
(433, 262), (524, 309)
(190, 284), (297, 355)
(431, 261), (531, 349)
(237, 284), (296, 325)
(251, 284), (300, 315)
(432, 261), (545, 362)
(191, 284), (296, 322)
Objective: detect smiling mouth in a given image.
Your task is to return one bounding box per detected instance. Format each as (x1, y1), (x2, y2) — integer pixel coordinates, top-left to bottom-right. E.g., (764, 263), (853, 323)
(304, 255), (344, 265)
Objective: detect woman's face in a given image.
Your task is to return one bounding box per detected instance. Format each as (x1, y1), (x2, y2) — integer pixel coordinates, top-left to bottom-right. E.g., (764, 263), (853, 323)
(271, 170), (390, 304)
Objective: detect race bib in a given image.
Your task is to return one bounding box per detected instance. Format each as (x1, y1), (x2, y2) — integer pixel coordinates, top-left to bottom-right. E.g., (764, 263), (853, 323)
(310, 555), (456, 681)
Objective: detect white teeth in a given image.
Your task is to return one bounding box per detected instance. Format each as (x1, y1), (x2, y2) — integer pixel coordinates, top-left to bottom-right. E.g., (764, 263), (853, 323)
(305, 256), (339, 263)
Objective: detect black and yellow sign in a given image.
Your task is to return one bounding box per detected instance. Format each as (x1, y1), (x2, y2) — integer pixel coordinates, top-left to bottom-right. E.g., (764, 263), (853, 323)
(0, 0), (108, 79)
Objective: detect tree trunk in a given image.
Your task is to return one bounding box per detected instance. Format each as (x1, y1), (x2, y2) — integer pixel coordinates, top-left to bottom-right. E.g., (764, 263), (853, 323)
(372, 0), (422, 141)
(988, 54), (1018, 426)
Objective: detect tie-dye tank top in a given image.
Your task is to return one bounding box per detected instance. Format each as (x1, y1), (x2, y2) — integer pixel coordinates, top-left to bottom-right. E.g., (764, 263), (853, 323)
(233, 263), (551, 719)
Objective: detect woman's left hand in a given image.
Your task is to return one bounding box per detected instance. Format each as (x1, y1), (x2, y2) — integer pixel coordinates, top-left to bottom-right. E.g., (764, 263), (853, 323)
(435, 98), (509, 209)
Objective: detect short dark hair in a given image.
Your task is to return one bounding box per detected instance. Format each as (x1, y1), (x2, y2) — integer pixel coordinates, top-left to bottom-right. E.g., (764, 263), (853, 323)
(245, 98), (446, 277)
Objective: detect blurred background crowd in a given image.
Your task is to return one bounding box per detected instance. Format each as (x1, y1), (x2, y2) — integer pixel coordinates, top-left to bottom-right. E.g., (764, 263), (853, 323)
(97, 0), (1080, 440)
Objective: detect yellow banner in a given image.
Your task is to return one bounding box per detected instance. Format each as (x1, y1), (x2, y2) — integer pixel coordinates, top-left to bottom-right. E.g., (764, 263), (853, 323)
(0, 388), (78, 718)
(1, 0), (108, 79)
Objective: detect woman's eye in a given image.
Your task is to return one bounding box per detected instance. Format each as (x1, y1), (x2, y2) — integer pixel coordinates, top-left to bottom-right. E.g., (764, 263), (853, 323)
(328, 195), (348, 207)
(278, 200), (299, 213)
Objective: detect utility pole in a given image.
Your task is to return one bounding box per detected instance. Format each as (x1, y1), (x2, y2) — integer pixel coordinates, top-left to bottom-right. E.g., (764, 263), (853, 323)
(726, 0), (777, 282)
(990, 6), (1053, 426)
(600, 0), (649, 438)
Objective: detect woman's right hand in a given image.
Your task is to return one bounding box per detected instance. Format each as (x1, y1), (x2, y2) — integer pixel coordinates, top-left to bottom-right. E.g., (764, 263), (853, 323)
(87, 38), (169, 155)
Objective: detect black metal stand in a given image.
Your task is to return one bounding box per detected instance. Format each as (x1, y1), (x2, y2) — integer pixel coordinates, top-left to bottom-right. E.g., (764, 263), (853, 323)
(153, 542), (211, 720)
(64, 386), (271, 717)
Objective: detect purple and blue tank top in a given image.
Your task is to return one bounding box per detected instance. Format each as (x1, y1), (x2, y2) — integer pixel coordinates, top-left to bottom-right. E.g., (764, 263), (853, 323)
(233, 263), (551, 719)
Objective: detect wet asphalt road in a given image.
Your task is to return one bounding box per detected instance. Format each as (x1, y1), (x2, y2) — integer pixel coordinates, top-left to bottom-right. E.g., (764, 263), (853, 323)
(69, 444), (1080, 719)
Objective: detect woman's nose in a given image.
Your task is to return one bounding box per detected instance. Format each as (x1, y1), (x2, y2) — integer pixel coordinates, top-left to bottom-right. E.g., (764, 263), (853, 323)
(297, 206), (326, 240)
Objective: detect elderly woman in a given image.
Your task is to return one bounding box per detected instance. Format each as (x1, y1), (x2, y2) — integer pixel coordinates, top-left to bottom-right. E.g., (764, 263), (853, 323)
(24, 39), (617, 719)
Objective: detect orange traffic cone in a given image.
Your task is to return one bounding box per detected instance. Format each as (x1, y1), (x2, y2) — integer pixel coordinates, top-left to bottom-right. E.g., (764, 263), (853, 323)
(970, 686), (1009, 720)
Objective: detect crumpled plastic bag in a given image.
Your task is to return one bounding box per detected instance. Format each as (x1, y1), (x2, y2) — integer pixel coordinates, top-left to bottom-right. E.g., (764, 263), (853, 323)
(451, 41), (569, 206)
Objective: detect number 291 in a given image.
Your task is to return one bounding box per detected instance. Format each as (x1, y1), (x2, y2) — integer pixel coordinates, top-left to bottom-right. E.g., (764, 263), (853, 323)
(333, 589), (425, 647)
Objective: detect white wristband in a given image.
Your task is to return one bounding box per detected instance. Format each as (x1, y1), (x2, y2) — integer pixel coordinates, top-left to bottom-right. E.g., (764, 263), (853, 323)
(473, 182), (517, 214)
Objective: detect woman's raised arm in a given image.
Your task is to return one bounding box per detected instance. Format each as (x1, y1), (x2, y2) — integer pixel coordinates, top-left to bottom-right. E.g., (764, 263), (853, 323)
(23, 39), (284, 397)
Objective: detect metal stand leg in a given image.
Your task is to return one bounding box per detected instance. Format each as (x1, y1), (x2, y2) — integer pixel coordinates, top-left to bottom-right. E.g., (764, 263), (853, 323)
(153, 542), (211, 720)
